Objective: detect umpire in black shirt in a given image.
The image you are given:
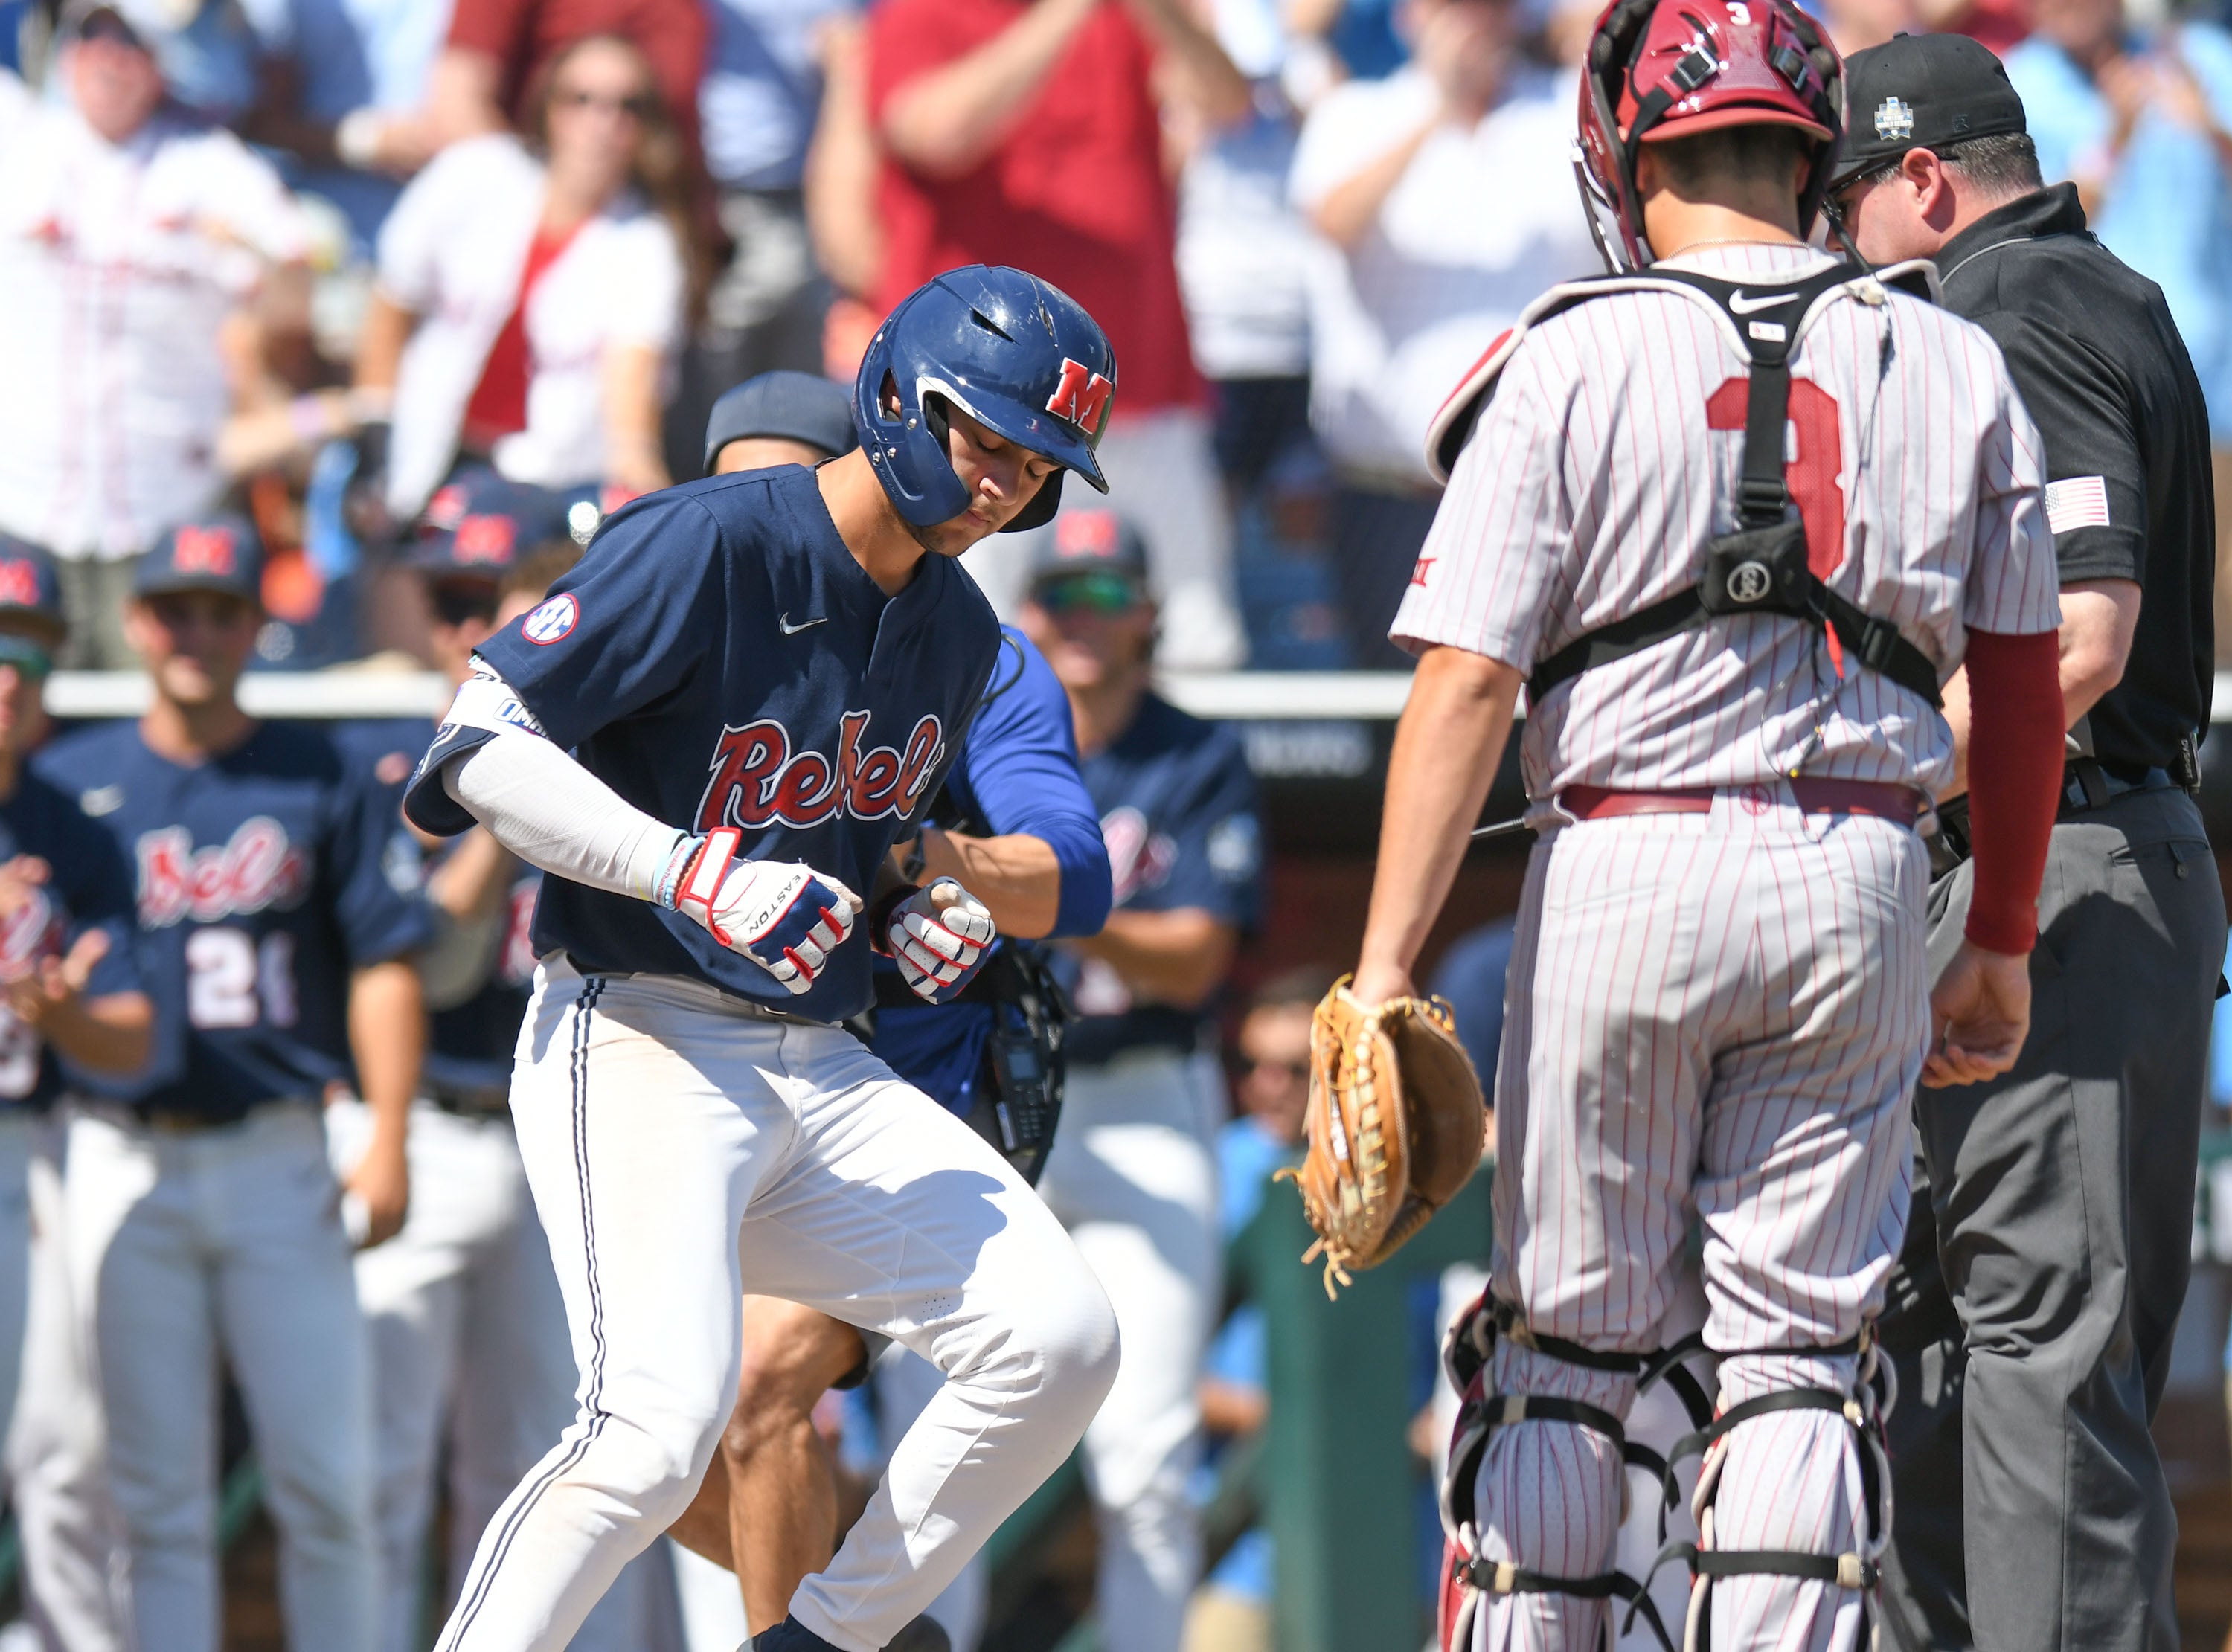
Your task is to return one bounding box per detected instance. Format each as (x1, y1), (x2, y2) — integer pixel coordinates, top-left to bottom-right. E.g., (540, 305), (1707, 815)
(1829, 33), (2225, 1652)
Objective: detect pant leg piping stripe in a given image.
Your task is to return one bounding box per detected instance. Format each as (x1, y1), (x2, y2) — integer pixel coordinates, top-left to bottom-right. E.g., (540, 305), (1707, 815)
(439, 976), (606, 1648)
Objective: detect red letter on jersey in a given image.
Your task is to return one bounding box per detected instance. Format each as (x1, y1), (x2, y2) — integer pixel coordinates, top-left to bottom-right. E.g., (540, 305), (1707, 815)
(1706, 377), (1846, 577)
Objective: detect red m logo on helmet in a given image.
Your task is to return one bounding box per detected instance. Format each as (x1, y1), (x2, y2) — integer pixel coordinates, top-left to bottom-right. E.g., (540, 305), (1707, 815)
(1045, 359), (1114, 432)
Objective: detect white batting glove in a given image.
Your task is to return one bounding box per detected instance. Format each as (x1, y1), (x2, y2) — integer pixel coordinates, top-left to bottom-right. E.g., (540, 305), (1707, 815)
(657, 829), (862, 995)
(882, 878), (997, 1005)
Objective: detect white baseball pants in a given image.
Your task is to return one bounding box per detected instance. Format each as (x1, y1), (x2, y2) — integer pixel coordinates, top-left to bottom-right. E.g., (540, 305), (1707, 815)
(434, 960), (1119, 1652)
(10, 1111), (130, 1652)
(326, 1099), (654, 1652)
(1036, 1049), (1221, 1652)
(65, 1101), (378, 1652)
(1474, 791), (1927, 1652)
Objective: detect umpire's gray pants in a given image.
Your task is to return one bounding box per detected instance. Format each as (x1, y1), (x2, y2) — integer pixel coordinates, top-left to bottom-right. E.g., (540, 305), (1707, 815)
(1879, 787), (2225, 1652)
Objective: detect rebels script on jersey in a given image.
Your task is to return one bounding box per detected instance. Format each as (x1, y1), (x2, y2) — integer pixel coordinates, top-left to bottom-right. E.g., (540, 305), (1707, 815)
(38, 723), (434, 1121)
(0, 771), (141, 1108)
(1394, 243), (2064, 801)
(412, 465), (1001, 1021)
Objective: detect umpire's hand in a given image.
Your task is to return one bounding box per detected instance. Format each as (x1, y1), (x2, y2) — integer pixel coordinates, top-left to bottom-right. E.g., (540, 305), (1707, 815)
(1922, 940), (2032, 1087)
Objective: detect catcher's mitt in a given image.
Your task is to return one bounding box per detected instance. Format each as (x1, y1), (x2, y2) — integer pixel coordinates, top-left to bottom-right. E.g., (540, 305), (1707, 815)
(1275, 977), (1487, 1297)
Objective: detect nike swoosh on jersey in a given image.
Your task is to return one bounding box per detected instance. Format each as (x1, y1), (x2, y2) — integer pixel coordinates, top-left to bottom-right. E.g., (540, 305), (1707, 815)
(1728, 289), (1803, 315)
(778, 614), (828, 634)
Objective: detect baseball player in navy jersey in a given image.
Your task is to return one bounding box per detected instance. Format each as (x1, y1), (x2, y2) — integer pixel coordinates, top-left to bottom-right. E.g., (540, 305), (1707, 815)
(0, 541), (153, 1446)
(1017, 507), (1263, 1652)
(661, 371), (1115, 1652)
(1337, 4), (2073, 1649)
(403, 266), (1125, 1652)
(36, 514), (433, 1652)
(332, 475), (667, 1652)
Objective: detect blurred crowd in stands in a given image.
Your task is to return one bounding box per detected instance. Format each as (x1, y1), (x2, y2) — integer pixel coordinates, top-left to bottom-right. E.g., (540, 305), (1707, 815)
(8, 0), (2232, 680)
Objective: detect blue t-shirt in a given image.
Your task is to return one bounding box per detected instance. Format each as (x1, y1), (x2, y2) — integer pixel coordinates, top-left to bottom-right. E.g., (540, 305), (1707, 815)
(339, 716), (536, 1099)
(411, 465), (1001, 1025)
(1056, 695), (1263, 1067)
(870, 627), (1112, 1109)
(2007, 27), (2232, 441)
(0, 770), (144, 1111)
(39, 721), (434, 1121)
(1428, 919), (1514, 1093)
(700, 0), (856, 190)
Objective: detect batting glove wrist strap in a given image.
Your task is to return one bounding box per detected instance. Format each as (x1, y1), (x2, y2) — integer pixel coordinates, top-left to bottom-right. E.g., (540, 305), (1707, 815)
(658, 831), (864, 995)
(885, 878), (997, 1005)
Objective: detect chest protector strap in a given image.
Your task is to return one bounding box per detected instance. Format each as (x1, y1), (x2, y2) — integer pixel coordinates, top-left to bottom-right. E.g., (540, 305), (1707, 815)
(1524, 266), (1943, 712)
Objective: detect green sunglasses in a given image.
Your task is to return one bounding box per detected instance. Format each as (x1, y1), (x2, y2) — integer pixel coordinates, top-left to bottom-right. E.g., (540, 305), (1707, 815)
(1033, 571), (1145, 617)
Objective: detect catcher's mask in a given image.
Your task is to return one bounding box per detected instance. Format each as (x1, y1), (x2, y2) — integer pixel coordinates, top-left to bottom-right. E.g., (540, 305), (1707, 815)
(1574, 0), (1845, 272)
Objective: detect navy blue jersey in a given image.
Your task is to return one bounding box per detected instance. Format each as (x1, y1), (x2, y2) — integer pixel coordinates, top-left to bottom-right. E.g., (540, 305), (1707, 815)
(339, 716), (533, 1099)
(872, 628), (1112, 1109)
(0, 770), (144, 1110)
(413, 466), (1001, 1024)
(37, 721), (435, 1122)
(1057, 695), (1263, 1067)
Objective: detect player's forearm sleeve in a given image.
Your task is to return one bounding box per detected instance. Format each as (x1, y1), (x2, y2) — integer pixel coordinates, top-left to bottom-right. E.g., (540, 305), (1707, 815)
(1961, 627), (2065, 954)
(442, 726), (684, 904)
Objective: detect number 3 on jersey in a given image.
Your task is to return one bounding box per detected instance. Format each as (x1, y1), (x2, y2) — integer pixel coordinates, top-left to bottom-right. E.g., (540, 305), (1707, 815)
(1707, 376), (1845, 577)
(187, 928), (297, 1029)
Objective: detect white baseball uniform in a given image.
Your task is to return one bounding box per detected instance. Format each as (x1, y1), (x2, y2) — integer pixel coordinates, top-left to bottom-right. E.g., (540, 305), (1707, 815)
(1395, 241), (2062, 1651)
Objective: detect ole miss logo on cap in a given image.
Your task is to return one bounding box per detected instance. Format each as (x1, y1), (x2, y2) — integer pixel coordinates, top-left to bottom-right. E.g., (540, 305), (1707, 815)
(452, 514), (518, 565)
(173, 526), (237, 576)
(1044, 359), (1114, 433)
(0, 559), (41, 610)
(1054, 511), (1118, 559)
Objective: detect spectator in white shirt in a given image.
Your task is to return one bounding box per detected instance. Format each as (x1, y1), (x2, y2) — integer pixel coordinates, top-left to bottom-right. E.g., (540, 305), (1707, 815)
(0, 0), (308, 669)
(353, 32), (689, 526)
(1289, 0), (1597, 666)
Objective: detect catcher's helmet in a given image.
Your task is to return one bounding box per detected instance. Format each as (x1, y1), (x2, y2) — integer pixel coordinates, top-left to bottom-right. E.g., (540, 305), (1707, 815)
(854, 265), (1117, 535)
(1575, 0), (1844, 271)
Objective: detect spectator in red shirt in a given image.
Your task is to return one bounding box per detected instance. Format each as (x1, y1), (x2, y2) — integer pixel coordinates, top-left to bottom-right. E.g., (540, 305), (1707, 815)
(868, 0), (1255, 670)
(419, 0), (709, 170)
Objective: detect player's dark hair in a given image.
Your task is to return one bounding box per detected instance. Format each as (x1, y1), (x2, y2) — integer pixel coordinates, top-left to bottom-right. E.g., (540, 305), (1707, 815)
(1648, 125), (1815, 199)
(501, 542), (583, 604)
(1248, 966), (1341, 1015)
(1940, 132), (2042, 200)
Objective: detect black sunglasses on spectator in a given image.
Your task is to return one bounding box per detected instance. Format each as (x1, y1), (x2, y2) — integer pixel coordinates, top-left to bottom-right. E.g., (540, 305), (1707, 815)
(554, 86), (657, 120)
(431, 584), (501, 629)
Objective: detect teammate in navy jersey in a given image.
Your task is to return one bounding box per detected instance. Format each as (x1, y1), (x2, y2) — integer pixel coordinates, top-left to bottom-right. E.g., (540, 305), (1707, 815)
(1018, 506), (1263, 1652)
(0, 539), (153, 1465)
(330, 479), (666, 1652)
(405, 269), (1126, 1652)
(36, 515), (432, 1652)
(662, 375), (1112, 1651)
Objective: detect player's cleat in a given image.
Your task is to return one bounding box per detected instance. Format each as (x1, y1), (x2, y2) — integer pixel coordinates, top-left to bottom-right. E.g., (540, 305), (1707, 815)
(746, 1616), (951, 1651)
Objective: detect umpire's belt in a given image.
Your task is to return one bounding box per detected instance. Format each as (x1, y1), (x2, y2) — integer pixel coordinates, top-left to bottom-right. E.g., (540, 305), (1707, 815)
(1928, 759), (2179, 878)
(1560, 780), (1928, 826)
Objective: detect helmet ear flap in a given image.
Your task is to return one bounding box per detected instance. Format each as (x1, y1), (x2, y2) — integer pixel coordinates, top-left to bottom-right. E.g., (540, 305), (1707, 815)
(1001, 468), (1065, 535)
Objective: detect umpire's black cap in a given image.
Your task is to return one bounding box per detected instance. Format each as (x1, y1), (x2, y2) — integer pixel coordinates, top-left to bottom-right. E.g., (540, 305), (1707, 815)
(1830, 33), (2028, 190)
(136, 514), (263, 602)
(703, 371), (858, 477)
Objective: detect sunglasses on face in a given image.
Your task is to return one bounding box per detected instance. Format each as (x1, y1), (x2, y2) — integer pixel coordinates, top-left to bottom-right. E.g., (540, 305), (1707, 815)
(431, 584), (501, 629)
(75, 13), (144, 48)
(1233, 1053), (1310, 1084)
(553, 86), (655, 120)
(1033, 572), (1145, 617)
(0, 638), (53, 681)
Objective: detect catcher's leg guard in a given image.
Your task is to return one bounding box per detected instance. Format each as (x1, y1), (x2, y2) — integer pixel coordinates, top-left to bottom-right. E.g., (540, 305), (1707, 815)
(1631, 1330), (1894, 1652)
(1438, 1296), (1713, 1652)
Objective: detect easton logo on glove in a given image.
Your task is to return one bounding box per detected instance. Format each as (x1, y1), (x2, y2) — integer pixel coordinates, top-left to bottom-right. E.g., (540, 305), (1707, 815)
(1276, 977), (1487, 1296)
(660, 829), (862, 995)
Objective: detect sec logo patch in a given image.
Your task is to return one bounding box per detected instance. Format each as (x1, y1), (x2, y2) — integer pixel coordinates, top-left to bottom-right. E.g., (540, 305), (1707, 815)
(522, 594), (578, 646)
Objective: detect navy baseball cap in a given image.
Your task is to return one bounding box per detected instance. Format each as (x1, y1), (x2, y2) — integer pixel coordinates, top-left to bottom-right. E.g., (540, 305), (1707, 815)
(413, 469), (571, 582)
(1025, 505), (1149, 587)
(0, 538), (67, 643)
(1831, 33), (2027, 191)
(702, 371), (858, 476)
(136, 514), (263, 602)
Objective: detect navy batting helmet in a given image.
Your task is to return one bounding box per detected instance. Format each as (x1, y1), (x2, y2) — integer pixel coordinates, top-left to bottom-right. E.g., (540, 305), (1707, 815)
(853, 265), (1116, 535)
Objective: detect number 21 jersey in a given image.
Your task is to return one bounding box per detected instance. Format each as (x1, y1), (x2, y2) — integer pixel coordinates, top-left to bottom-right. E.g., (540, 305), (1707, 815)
(36, 721), (434, 1122)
